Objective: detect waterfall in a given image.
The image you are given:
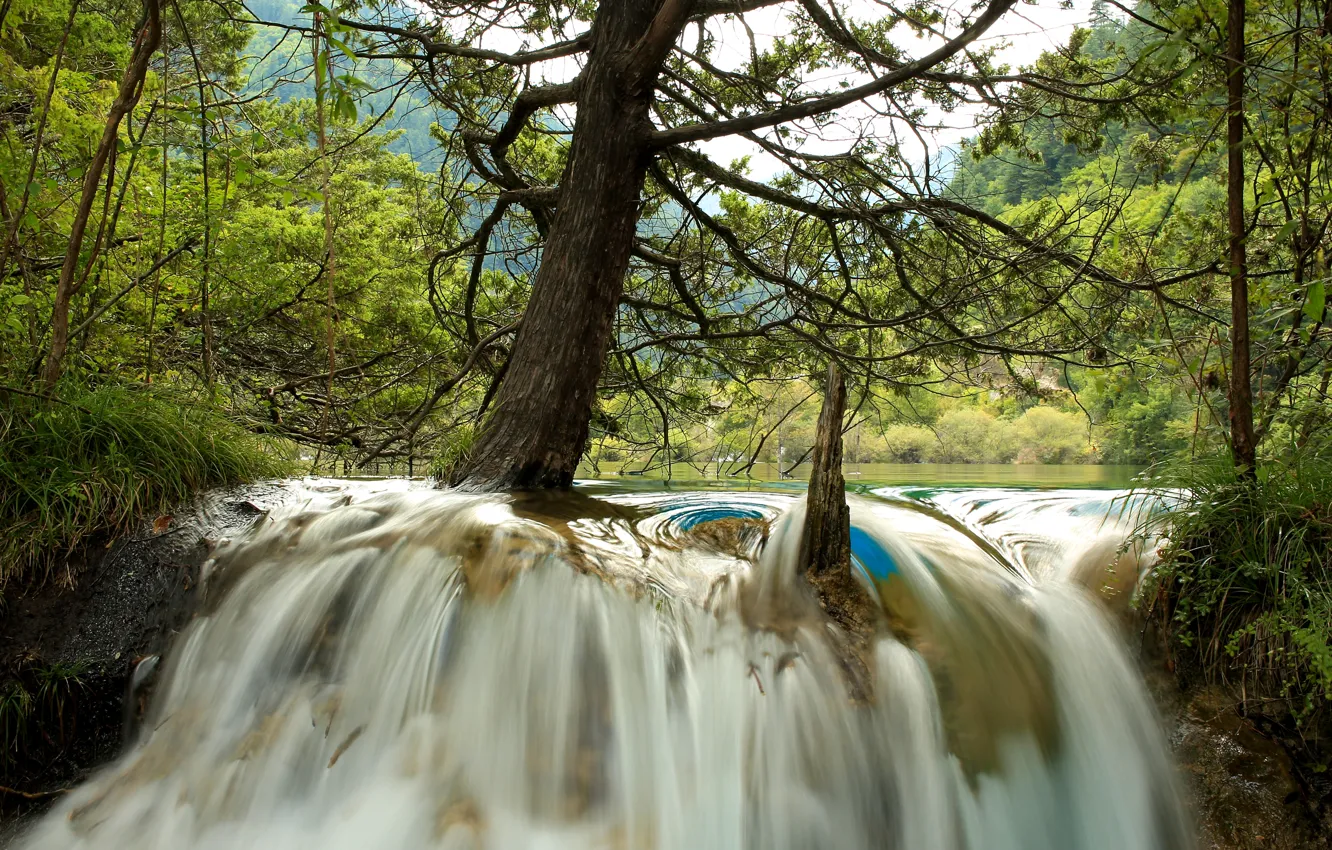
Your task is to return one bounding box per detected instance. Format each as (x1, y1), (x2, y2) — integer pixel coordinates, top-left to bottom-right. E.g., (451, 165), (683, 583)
(18, 480), (1189, 850)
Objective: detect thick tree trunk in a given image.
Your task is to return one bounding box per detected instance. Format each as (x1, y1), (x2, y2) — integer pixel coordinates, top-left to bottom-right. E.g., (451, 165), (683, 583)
(456, 0), (685, 489)
(41, 0), (162, 388)
(1226, 0), (1256, 476)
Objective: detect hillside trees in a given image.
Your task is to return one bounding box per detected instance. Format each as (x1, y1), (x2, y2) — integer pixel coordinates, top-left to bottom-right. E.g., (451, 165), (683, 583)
(973, 0), (1332, 470)
(0, 0), (470, 464)
(330, 0), (1224, 489)
(6, 0), (1325, 482)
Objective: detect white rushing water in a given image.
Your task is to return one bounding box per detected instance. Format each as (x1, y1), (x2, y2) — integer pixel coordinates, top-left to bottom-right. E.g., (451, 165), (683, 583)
(19, 480), (1189, 850)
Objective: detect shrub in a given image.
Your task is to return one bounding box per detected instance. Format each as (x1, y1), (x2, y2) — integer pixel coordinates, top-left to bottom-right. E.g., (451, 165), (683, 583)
(873, 424), (936, 463)
(1009, 407), (1093, 464)
(0, 386), (287, 591)
(1142, 452), (1332, 731)
(926, 409), (1006, 463)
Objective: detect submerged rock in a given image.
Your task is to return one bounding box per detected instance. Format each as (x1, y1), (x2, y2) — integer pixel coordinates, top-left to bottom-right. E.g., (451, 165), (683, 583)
(678, 515), (769, 560)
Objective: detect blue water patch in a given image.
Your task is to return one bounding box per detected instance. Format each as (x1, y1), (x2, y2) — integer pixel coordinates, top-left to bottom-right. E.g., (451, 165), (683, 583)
(850, 526), (898, 578)
(675, 506), (766, 531)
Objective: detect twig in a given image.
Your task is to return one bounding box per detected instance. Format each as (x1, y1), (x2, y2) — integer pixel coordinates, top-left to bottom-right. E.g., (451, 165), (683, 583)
(0, 784), (69, 799)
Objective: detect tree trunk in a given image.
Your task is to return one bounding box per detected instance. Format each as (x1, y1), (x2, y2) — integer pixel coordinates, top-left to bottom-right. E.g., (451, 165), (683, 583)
(40, 0), (163, 388)
(455, 0), (688, 489)
(798, 361), (876, 701)
(1226, 0), (1256, 476)
(800, 361), (851, 579)
(314, 10), (337, 449)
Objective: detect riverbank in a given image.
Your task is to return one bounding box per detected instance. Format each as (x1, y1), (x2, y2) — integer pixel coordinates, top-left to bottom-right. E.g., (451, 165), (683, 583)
(0, 484), (294, 828)
(1136, 452), (1332, 845)
(1142, 641), (1332, 849)
(578, 461), (1145, 489)
(0, 386), (287, 596)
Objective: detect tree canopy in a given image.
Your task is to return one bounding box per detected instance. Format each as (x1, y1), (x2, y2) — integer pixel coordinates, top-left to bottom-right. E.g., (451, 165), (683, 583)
(0, 0), (1326, 481)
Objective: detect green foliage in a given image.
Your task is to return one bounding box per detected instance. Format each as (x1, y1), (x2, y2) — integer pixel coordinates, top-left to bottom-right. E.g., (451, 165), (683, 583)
(0, 681), (34, 765)
(431, 424), (477, 484)
(873, 423), (937, 463)
(1143, 450), (1332, 728)
(1, 659), (90, 768)
(928, 409), (1007, 463)
(1077, 371), (1198, 464)
(0, 387), (288, 591)
(1009, 407), (1094, 464)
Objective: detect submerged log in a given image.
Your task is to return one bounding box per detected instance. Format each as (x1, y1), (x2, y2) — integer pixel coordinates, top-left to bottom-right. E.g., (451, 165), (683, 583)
(799, 362), (879, 698)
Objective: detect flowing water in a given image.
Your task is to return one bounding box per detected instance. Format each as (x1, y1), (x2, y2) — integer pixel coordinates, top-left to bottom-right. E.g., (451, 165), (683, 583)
(18, 479), (1189, 850)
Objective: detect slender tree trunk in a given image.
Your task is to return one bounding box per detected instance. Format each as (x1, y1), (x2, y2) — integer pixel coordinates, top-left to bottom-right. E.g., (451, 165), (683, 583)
(0, 0), (80, 281)
(799, 361), (876, 700)
(315, 11), (337, 449)
(1226, 0), (1257, 476)
(172, 0), (214, 391)
(147, 25), (169, 382)
(40, 0), (163, 388)
(456, 0), (690, 489)
(800, 362), (851, 580)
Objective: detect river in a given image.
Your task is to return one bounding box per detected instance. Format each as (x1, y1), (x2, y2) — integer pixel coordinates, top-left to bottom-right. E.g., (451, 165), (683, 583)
(15, 476), (1187, 850)
(579, 462), (1145, 489)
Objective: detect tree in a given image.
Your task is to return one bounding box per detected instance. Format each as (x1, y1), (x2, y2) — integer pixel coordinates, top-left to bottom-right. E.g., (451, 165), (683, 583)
(40, 0), (164, 387)
(1224, 0), (1255, 475)
(329, 0), (1207, 489)
(974, 0), (1332, 470)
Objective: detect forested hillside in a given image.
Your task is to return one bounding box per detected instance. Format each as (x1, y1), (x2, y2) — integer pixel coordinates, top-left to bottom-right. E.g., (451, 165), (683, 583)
(0, 0), (1328, 494)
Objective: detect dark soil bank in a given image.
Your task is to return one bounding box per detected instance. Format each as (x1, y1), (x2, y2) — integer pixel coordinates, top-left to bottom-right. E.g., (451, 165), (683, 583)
(0, 482), (296, 833)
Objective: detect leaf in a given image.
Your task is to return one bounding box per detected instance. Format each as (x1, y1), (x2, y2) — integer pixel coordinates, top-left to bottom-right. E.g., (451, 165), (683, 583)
(329, 36), (356, 61)
(1304, 278), (1325, 323)
(334, 93), (357, 123)
(1274, 219), (1299, 243)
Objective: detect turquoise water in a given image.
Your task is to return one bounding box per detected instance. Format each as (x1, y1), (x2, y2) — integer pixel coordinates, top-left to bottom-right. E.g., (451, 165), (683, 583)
(577, 462), (1145, 491)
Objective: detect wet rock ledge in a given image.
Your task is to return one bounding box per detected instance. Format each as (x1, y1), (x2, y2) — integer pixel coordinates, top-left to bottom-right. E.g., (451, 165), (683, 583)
(1143, 655), (1332, 849)
(0, 483), (293, 832)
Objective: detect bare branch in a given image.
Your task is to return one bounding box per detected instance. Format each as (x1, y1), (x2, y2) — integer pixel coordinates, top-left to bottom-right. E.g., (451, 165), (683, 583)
(337, 17), (590, 66)
(650, 0), (1017, 147)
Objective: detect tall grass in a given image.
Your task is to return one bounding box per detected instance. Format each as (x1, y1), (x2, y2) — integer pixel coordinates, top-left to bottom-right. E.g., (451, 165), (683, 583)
(1142, 451), (1332, 730)
(0, 386), (288, 591)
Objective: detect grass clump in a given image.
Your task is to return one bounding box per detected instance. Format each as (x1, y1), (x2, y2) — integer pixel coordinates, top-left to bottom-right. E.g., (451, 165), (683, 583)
(1, 660), (89, 770)
(1142, 450), (1332, 735)
(0, 386), (288, 592)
